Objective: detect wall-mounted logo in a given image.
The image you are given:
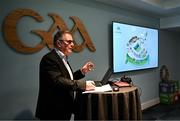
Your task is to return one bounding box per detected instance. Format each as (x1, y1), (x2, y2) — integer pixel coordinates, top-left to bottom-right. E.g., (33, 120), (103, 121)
(3, 8), (96, 53)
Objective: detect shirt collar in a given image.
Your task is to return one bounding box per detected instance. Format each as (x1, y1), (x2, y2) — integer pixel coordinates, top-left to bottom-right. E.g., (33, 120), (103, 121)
(54, 48), (68, 61)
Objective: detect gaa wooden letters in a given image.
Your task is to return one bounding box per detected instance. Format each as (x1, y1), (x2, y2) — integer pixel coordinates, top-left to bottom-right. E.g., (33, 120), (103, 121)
(3, 8), (96, 53)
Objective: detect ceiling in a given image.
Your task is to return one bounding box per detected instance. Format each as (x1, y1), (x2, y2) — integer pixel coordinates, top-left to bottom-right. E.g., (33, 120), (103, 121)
(95, 0), (180, 18)
(94, 0), (180, 31)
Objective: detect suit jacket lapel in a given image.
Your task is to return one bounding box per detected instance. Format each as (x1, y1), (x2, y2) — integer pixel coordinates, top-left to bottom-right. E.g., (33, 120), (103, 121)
(51, 50), (72, 79)
(66, 61), (73, 74)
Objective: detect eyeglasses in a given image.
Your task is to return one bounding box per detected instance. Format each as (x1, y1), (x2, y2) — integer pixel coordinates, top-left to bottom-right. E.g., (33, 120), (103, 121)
(59, 40), (74, 45)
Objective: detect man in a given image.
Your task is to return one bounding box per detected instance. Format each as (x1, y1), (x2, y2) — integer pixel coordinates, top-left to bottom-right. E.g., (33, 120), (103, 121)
(35, 30), (95, 120)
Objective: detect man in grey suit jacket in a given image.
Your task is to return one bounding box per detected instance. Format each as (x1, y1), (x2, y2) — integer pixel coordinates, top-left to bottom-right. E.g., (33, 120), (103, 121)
(35, 30), (95, 120)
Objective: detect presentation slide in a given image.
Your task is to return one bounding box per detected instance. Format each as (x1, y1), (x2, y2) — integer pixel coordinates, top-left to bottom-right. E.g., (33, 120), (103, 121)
(113, 22), (158, 73)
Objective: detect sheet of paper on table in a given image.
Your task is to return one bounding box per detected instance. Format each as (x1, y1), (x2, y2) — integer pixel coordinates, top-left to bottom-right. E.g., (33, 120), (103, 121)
(83, 84), (112, 94)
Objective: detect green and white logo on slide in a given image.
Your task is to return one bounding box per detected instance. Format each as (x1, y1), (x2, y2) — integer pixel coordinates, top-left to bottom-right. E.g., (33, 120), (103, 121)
(126, 32), (149, 65)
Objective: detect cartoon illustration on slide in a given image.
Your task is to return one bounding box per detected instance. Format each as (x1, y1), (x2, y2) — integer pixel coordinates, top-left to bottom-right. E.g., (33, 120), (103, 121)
(126, 32), (149, 65)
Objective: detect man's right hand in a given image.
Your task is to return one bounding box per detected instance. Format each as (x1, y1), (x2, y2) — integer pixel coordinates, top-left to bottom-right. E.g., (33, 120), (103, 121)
(86, 80), (96, 90)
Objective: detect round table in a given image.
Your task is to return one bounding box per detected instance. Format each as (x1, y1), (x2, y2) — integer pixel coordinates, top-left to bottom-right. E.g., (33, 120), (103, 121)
(74, 86), (142, 120)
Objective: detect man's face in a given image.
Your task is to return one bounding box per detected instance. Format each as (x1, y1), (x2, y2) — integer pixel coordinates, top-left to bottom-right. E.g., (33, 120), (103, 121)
(60, 33), (74, 56)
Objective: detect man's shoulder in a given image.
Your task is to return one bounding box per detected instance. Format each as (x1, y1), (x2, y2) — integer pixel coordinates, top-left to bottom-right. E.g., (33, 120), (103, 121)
(43, 49), (56, 57)
(41, 49), (58, 61)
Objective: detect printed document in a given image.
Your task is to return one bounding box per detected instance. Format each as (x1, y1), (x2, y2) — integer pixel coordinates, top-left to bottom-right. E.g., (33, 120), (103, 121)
(83, 84), (112, 94)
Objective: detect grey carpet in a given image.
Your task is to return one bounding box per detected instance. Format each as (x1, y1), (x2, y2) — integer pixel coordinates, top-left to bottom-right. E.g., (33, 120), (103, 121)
(142, 101), (180, 120)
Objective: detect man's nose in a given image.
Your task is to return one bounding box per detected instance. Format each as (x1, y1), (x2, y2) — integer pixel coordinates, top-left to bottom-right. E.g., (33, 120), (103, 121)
(71, 42), (74, 46)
